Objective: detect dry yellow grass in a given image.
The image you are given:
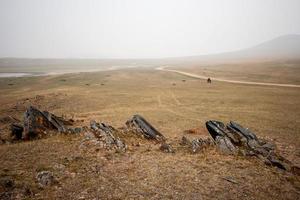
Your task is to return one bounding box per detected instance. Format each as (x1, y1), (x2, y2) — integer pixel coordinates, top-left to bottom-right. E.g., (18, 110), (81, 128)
(0, 66), (299, 199)
(172, 60), (300, 85)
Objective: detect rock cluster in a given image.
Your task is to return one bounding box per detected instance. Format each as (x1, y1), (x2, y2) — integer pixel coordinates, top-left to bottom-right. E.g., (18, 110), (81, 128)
(206, 120), (292, 170)
(3, 105), (298, 173)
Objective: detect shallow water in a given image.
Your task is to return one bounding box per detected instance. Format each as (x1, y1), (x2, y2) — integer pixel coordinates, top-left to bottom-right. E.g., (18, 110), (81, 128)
(0, 73), (32, 77)
(0, 66), (134, 78)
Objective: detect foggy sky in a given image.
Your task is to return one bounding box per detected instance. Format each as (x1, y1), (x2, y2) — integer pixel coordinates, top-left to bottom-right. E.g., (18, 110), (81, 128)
(0, 0), (300, 59)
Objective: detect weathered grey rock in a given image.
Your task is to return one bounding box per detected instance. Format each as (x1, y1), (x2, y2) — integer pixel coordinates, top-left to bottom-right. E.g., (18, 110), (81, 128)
(227, 121), (257, 141)
(191, 139), (202, 153)
(90, 120), (99, 131)
(42, 111), (67, 132)
(126, 115), (165, 141)
(205, 120), (227, 140)
(205, 120), (294, 171)
(215, 136), (238, 155)
(90, 121), (126, 152)
(23, 106), (72, 140)
(160, 143), (175, 153)
(206, 121), (238, 154)
(23, 106), (53, 139)
(36, 171), (56, 187)
(266, 154), (292, 171)
(115, 138), (126, 152)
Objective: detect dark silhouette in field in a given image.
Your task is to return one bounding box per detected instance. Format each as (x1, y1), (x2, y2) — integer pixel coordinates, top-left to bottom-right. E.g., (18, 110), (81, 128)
(207, 78), (212, 83)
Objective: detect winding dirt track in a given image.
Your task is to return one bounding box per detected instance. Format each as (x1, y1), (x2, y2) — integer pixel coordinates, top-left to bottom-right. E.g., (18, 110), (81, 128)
(156, 67), (300, 88)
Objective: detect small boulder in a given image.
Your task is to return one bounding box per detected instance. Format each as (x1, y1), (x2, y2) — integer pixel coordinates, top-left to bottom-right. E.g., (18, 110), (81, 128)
(159, 143), (175, 153)
(36, 171), (57, 187)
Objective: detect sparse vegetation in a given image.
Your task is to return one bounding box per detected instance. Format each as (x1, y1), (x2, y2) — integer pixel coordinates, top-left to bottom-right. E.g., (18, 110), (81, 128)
(0, 65), (299, 199)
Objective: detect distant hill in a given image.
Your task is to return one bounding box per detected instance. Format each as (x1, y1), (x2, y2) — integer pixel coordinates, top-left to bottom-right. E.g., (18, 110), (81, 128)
(220, 34), (300, 60)
(163, 34), (300, 65)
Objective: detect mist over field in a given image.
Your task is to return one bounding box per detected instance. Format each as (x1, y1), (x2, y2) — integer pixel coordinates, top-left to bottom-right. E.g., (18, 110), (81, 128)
(1, 34), (300, 76)
(1, 0), (300, 76)
(0, 1), (300, 200)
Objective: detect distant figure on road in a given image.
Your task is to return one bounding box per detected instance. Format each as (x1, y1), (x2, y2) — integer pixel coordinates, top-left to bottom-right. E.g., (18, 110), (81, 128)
(207, 78), (212, 84)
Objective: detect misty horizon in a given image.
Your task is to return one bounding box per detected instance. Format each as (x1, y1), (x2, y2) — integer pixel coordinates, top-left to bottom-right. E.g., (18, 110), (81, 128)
(1, 0), (300, 59)
(0, 34), (299, 60)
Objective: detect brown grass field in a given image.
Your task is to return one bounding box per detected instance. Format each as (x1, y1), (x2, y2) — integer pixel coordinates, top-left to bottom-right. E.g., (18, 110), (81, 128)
(172, 60), (300, 85)
(0, 64), (299, 199)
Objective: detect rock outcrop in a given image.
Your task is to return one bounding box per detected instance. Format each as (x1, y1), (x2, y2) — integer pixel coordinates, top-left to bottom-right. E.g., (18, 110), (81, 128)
(126, 114), (165, 141)
(205, 120), (293, 170)
(23, 106), (68, 139)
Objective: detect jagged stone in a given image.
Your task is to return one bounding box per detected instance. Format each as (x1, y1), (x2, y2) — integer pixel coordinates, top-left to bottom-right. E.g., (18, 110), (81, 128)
(206, 121), (237, 154)
(205, 120), (294, 171)
(23, 106), (72, 140)
(227, 121), (257, 141)
(126, 115), (165, 141)
(215, 136), (238, 155)
(90, 121), (126, 152)
(191, 139), (203, 153)
(42, 111), (67, 132)
(205, 120), (227, 140)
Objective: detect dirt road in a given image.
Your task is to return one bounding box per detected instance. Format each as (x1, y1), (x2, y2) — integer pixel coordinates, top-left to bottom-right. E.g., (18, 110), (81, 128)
(156, 67), (300, 88)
